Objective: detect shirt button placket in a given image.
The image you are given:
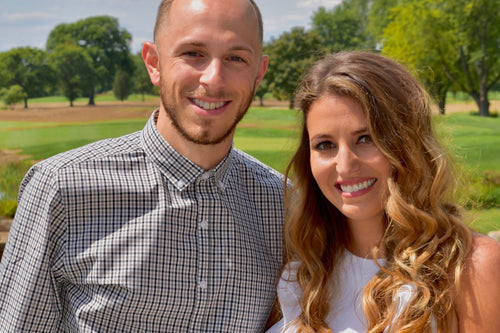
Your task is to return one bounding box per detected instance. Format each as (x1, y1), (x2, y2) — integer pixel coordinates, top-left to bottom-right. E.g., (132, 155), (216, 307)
(194, 173), (211, 330)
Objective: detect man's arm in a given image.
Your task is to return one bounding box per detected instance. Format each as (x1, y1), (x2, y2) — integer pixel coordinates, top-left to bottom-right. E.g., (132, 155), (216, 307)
(0, 166), (65, 331)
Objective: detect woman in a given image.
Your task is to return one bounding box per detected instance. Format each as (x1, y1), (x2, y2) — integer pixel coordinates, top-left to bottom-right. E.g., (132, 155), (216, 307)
(270, 52), (500, 332)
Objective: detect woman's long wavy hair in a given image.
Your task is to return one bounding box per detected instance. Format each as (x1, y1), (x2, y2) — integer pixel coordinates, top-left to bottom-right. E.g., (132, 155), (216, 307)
(284, 51), (472, 332)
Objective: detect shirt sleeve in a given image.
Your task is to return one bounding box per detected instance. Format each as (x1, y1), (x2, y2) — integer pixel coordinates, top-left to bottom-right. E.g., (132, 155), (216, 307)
(0, 165), (66, 332)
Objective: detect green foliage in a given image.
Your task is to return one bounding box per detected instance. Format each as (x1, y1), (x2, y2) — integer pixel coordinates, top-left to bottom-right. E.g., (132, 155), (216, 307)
(0, 47), (55, 108)
(312, 0), (374, 52)
(131, 53), (156, 101)
(46, 16), (133, 105)
(381, 0), (500, 117)
(48, 44), (94, 106)
(254, 77), (269, 107)
(367, 0), (400, 42)
(0, 161), (31, 218)
(113, 70), (132, 101)
(0, 85), (27, 108)
(382, 0), (454, 115)
(461, 170), (500, 210)
(265, 27), (325, 109)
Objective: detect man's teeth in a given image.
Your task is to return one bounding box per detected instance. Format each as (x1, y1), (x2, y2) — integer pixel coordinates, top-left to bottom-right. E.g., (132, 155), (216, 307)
(192, 99), (226, 110)
(340, 179), (376, 193)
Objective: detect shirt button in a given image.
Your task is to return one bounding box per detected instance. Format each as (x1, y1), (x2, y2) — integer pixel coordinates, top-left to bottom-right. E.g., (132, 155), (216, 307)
(200, 172), (211, 180)
(198, 280), (207, 289)
(199, 220), (209, 229)
(177, 180), (185, 188)
(218, 180), (226, 191)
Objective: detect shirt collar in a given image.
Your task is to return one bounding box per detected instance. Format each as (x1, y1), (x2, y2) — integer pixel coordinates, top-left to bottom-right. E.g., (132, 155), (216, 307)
(140, 110), (233, 192)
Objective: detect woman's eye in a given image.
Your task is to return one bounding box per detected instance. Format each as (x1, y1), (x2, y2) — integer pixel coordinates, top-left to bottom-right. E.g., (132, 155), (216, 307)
(315, 142), (336, 150)
(358, 135), (372, 144)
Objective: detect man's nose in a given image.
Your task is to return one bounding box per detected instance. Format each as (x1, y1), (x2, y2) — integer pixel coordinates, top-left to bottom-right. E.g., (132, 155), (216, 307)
(200, 58), (224, 87)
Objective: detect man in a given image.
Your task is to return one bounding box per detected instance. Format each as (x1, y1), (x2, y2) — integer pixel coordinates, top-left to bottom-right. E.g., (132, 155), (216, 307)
(0, 0), (284, 331)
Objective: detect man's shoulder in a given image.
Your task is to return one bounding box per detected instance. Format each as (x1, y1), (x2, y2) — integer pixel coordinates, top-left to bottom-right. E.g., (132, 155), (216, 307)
(37, 131), (143, 173)
(231, 148), (284, 184)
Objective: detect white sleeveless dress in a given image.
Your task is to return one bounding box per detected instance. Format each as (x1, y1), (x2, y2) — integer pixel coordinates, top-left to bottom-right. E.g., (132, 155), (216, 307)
(267, 251), (426, 333)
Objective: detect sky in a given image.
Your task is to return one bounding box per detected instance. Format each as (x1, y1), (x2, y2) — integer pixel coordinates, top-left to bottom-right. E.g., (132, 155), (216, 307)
(0, 0), (342, 54)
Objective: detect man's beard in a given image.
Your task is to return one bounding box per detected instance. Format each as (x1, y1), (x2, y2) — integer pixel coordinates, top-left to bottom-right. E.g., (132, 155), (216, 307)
(159, 84), (255, 145)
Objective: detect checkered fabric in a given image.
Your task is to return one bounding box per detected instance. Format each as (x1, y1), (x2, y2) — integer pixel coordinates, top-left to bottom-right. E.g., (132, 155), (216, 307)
(0, 111), (285, 332)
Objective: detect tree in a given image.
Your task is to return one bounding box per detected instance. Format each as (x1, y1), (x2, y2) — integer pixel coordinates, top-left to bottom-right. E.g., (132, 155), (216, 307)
(131, 53), (155, 101)
(113, 70), (132, 101)
(312, 0), (374, 52)
(266, 27), (325, 109)
(0, 85), (27, 109)
(382, 1), (454, 114)
(46, 16), (133, 105)
(253, 44), (272, 107)
(367, 0), (400, 43)
(380, 0), (500, 116)
(0, 47), (55, 108)
(48, 44), (93, 107)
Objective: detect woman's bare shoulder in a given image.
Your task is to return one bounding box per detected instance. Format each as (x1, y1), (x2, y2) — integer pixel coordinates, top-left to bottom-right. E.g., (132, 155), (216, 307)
(454, 233), (500, 332)
(469, 233), (500, 266)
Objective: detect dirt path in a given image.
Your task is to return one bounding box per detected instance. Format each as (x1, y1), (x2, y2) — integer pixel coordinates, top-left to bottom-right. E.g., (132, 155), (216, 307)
(0, 100), (159, 123)
(1, 99), (499, 123)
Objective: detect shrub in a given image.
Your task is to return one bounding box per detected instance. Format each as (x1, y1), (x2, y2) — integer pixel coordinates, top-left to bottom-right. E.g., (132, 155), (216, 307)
(0, 200), (17, 218)
(461, 169), (500, 209)
(0, 85), (27, 109)
(0, 161), (31, 218)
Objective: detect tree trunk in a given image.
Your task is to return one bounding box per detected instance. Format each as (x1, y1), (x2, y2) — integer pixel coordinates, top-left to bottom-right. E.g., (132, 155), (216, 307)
(438, 87), (447, 115)
(477, 97), (490, 117)
(289, 98), (294, 110)
(478, 68), (490, 117)
(24, 97), (28, 109)
(471, 90), (490, 117)
(88, 88), (95, 106)
(259, 95), (264, 107)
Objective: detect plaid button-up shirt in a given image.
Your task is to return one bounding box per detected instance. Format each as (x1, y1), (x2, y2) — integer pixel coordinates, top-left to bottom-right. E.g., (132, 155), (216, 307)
(0, 111), (285, 332)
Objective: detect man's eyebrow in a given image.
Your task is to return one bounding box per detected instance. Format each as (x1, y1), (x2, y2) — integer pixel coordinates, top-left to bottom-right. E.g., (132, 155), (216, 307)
(178, 41), (255, 54)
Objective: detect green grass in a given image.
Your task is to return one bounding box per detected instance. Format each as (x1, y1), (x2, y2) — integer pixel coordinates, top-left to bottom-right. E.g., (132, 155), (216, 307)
(465, 208), (500, 235)
(234, 107), (300, 172)
(0, 119), (146, 160)
(437, 113), (500, 172)
(0, 105), (499, 233)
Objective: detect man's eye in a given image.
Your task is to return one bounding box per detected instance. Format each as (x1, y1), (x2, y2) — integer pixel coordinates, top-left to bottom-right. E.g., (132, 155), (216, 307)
(184, 51), (201, 57)
(227, 56), (244, 62)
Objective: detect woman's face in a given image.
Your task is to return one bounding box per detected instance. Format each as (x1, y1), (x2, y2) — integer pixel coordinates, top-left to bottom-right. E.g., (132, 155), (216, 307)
(307, 94), (391, 227)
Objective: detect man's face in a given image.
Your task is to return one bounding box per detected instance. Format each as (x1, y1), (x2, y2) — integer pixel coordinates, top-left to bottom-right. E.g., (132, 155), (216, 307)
(153, 0), (268, 145)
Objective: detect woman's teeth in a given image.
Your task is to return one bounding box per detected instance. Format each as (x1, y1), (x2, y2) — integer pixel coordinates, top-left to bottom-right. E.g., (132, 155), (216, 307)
(340, 178), (376, 193)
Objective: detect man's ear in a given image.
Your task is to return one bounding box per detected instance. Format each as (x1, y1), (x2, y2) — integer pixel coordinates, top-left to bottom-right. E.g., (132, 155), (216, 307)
(254, 54), (269, 90)
(142, 41), (160, 86)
